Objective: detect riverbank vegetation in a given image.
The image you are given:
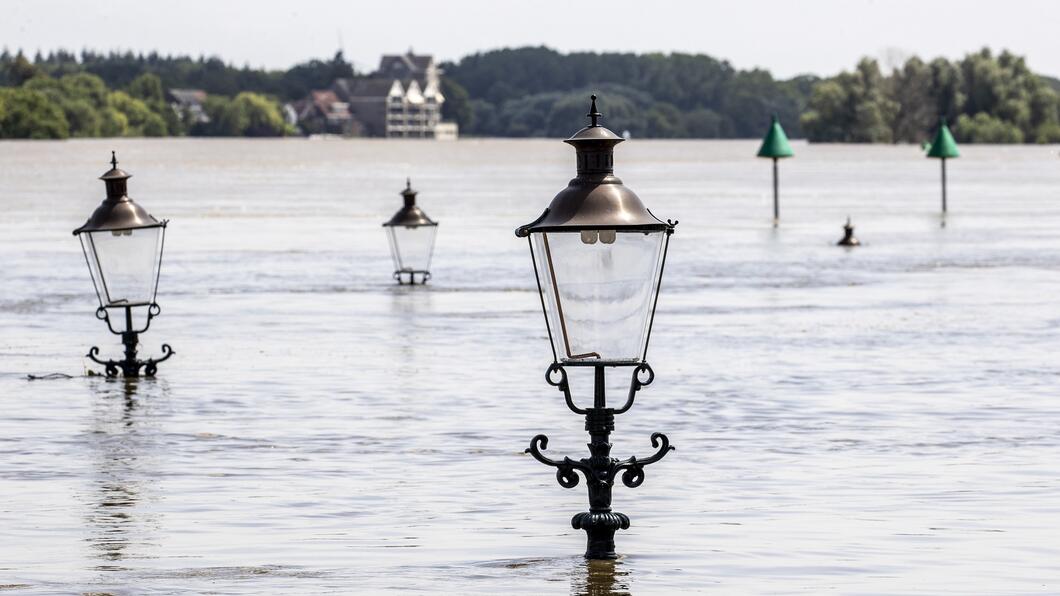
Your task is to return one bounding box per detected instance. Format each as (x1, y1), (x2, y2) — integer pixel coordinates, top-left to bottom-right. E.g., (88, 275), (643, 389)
(0, 51), (293, 139)
(800, 49), (1060, 143)
(1, 46), (1057, 142)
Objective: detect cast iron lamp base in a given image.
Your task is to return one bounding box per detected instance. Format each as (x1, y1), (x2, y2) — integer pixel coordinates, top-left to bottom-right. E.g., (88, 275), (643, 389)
(393, 270), (431, 285)
(526, 363), (674, 559)
(87, 332), (173, 378)
(87, 304), (174, 378)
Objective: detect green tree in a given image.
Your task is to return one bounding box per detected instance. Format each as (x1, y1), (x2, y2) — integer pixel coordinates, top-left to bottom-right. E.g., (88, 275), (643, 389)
(127, 72), (165, 103)
(195, 95), (232, 135)
(955, 112), (1024, 143)
(99, 106), (128, 137)
(127, 72), (182, 135)
(802, 57), (902, 143)
(928, 58), (964, 125)
(61, 99), (102, 136)
(443, 46), (808, 138)
(108, 90), (167, 136)
(440, 78), (473, 132)
(889, 57), (934, 142)
(800, 80), (849, 142)
(643, 102), (682, 137)
(24, 75), (104, 136)
(684, 108), (723, 137)
(207, 92), (288, 137)
(7, 52), (38, 85)
(0, 87), (69, 138)
(61, 72), (109, 107)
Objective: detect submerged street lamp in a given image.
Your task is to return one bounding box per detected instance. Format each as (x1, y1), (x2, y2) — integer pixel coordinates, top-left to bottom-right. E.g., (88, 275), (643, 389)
(517, 95), (677, 560)
(756, 114), (794, 225)
(73, 152), (173, 378)
(927, 117), (959, 215)
(383, 179), (438, 285)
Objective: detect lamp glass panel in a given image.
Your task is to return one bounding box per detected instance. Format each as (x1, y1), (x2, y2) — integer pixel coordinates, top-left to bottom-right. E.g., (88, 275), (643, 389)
(83, 227), (163, 307)
(532, 230), (665, 363)
(387, 225), (436, 272)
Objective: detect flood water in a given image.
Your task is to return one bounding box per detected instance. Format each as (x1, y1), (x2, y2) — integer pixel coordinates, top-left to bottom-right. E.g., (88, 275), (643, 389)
(1, 138), (1058, 594)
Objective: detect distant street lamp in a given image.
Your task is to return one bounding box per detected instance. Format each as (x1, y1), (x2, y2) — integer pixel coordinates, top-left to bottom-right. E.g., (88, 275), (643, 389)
(756, 114), (794, 225)
(73, 152), (173, 377)
(517, 95), (677, 560)
(383, 179), (438, 285)
(927, 117), (959, 214)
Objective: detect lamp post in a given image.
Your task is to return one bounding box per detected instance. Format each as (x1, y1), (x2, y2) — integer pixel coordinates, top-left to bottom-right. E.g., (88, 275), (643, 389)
(927, 117), (959, 215)
(516, 95), (677, 560)
(756, 114), (794, 225)
(383, 178), (438, 285)
(73, 152), (172, 378)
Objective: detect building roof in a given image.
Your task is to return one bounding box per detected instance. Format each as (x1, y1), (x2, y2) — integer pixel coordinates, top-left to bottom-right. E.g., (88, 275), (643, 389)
(311, 90), (340, 109)
(168, 88), (207, 105)
(332, 77), (397, 100)
(295, 90), (353, 121)
(378, 52), (434, 76)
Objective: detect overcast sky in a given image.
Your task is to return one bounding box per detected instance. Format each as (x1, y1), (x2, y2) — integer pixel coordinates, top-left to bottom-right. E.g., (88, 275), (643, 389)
(4, 0), (1058, 79)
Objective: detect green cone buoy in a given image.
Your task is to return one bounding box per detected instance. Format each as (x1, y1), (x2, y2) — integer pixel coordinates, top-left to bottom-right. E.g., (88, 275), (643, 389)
(926, 117), (959, 214)
(757, 115), (794, 224)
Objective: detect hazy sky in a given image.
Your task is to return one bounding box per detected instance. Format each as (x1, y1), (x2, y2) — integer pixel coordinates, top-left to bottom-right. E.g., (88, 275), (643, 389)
(4, 0), (1058, 78)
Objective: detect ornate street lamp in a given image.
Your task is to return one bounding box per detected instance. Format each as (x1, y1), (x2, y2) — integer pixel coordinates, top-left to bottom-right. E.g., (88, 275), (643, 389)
(756, 114), (794, 225)
(383, 179), (438, 285)
(73, 152), (173, 377)
(517, 95), (677, 560)
(927, 116), (959, 214)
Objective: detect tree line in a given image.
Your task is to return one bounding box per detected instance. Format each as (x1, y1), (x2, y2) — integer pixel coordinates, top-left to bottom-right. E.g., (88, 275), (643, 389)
(801, 49), (1060, 143)
(442, 46), (1060, 143)
(2, 46), (1058, 142)
(0, 51), (295, 139)
(440, 46), (814, 139)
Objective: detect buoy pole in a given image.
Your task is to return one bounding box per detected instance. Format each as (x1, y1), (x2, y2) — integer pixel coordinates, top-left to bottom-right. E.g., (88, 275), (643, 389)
(940, 157), (947, 214)
(772, 157), (779, 224)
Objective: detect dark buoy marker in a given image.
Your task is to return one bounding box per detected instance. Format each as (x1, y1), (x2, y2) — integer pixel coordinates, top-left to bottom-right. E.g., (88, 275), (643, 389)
(837, 217), (860, 246)
(756, 114), (794, 226)
(926, 116), (959, 215)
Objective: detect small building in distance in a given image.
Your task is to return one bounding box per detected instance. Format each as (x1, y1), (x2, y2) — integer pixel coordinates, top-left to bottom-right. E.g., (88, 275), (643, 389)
(295, 51), (458, 139)
(168, 88), (209, 125)
(293, 90), (361, 136)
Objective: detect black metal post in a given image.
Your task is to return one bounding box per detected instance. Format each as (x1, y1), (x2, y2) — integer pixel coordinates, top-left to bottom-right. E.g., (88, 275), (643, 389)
(772, 156), (779, 224)
(526, 363), (674, 559)
(941, 157), (947, 214)
(575, 366), (625, 559)
(120, 306), (140, 377)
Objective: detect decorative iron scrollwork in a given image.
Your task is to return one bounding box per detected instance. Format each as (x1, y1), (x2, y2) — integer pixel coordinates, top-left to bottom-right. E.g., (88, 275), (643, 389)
(546, 363), (587, 415)
(525, 434), (588, 488)
(614, 363), (654, 414)
(86, 341), (174, 378)
(526, 362), (675, 558)
(616, 433), (674, 488)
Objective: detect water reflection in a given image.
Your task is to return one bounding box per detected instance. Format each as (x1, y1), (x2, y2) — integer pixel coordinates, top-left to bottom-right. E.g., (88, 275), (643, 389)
(570, 558), (632, 596)
(387, 286), (435, 375)
(82, 378), (162, 570)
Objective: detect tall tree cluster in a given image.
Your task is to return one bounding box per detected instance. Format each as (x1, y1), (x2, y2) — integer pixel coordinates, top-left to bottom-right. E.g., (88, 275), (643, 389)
(441, 46), (815, 138)
(1, 49), (354, 100)
(802, 49), (1060, 143)
(0, 50), (294, 139)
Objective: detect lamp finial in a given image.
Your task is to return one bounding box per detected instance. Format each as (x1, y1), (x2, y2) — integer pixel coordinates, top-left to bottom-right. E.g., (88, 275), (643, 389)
(110, 151), (118, 169)
(587, 94), (601, 127)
